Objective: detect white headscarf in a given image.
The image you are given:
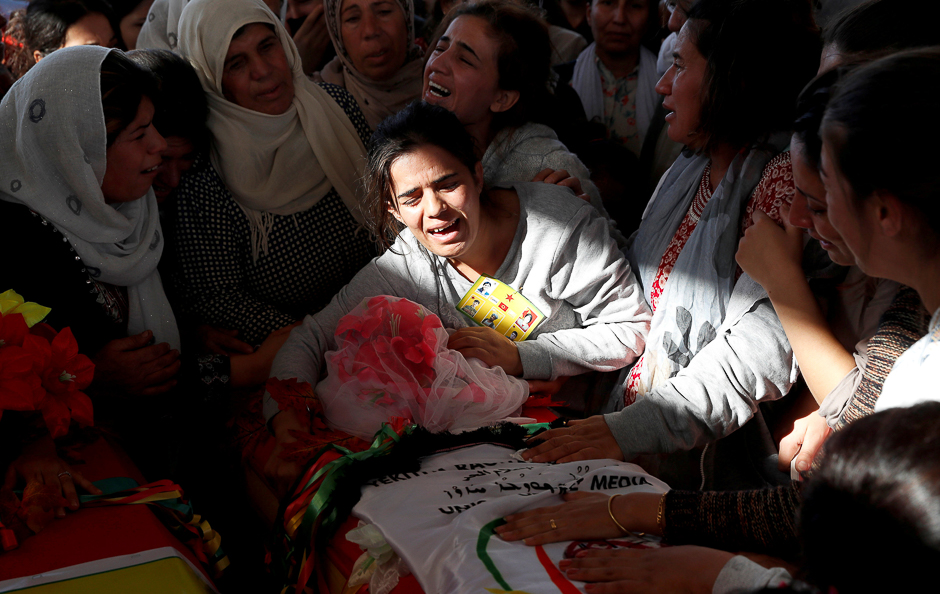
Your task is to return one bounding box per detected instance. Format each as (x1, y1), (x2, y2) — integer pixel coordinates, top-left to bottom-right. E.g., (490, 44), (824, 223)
(0, 46), (180, 350)
(178, 0), (368, 260)
(319, 0), (423, 129)
(136, 0), (189, 51)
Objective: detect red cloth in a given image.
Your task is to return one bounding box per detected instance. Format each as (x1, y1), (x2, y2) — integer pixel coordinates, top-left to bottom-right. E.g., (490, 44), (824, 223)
(0, 436), (212, 584)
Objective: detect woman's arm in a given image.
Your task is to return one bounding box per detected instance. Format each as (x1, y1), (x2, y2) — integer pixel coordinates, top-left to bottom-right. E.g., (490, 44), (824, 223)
(736, 209), (857, 404)
(515, 203), (651, 381)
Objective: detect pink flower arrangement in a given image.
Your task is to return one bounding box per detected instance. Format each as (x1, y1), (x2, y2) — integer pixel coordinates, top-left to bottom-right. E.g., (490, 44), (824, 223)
(0, 291), (94, 438)
(318, 296), (528, 440)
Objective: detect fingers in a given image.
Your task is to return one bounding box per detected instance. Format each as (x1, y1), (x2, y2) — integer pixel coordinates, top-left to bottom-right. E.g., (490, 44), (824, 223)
(777, 429), (803, 472)
(214, 332), (254, 355)
(107, 330), (154, 352)
(140, 379), (179, 397)
(532, 168), (554, 182)
(541, 170), (571, 185)
(794, 419), (831, 474)
(751, 209), (772, 225)
(57, 472), (80, 511)
(72, 470), (103, 495)
(3, 464), (15, 490)
(143, 354), (181, 384)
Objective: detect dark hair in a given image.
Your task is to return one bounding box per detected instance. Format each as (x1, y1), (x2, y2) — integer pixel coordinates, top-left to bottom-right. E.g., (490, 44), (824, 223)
(127, 49), (209, 152)
(684, 0), (820, 153)
(821, 47), (940, 235)
(108, 0), (152, 49)
(799, 402), (940, 592)
(432, 0), (553, 134)
(791, 68), (845, 171)
(7, 0), (118, 79)
(823, 0), (940, 66)
(100, 49), (158, 146)
(366, 101), (479, 250)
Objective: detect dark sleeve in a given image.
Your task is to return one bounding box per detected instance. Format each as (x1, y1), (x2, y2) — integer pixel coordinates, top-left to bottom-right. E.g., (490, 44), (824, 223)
(317, 82), (374, 144)
(663, 483), (803, 559)
(171, 161), (297, 344)
(0, 201), (122, 355)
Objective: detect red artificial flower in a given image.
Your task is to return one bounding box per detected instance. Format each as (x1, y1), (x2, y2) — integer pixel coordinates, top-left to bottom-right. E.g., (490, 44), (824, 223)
(22, 328), (95, 438)
(0, 345), (44, 422)
(0, 311), (28, 349)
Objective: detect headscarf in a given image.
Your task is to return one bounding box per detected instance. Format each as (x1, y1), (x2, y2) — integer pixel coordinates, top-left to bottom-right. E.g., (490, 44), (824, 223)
(136, 0), (189, 51)
(626, 133), (792, 397)
(0, 46), (180, 350)
(178, 0), (368, 260)
(572, 43), (660, 144)
(319, 0), (423, 129)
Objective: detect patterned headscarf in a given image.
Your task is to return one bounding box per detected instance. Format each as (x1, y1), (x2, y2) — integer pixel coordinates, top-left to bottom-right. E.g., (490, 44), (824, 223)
(319, 0), (424, 129)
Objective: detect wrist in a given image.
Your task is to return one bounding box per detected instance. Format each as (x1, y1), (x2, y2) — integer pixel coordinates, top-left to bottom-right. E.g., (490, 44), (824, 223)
(614, 492), (664, 536)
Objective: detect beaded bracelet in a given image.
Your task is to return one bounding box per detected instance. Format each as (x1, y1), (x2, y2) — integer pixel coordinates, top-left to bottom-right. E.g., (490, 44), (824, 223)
(656, 492), (667, 534)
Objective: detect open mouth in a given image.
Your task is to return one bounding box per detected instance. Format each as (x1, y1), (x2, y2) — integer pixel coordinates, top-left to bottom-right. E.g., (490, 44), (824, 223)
(428, 218), (459, 235)
(143, 164), (160, 174)
(427, 81), (451, 98)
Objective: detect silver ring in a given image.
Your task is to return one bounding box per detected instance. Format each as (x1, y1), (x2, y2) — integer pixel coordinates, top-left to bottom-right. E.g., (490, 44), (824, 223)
(57, 471), (72, 479)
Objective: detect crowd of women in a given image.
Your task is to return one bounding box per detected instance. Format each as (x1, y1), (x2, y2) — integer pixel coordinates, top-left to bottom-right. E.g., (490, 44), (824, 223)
(2, 0), (940, 591)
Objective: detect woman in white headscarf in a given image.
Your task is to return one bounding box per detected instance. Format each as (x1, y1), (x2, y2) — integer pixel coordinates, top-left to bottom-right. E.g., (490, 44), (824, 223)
(0, 46), (179, 507)
(0, 46), (181, 393)
(171, 0), (375, 346)
(315, 0), (423, 129)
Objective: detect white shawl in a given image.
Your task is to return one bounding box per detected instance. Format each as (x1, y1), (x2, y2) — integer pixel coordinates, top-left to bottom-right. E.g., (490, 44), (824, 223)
(136, 0), (188, 51)
(178, 0), (368, 259)
(571, 43), (659, 144)
(0, 46), (180, 350)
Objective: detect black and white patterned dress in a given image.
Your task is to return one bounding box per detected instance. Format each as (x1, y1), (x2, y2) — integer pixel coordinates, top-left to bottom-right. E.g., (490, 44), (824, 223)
(171, 84), (376, 345)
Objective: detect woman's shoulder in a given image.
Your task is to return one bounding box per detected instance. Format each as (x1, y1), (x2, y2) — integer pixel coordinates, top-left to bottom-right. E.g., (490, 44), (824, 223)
(514, 182), (595, 228)
(174, 154), (243, 216)
(743, 149), (794, 231)
(316, 82), (372, 144)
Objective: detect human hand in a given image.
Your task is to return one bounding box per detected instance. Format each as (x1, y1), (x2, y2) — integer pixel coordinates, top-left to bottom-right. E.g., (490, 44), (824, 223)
(264, 409), (307, 498)
(92, 331), (180, 396)
(527, 376), (569, 397)
(448, 326), (523, 376)
(196, 324), (253, 356)
(3, 436), (102, 517)
(557, 546), (734, 594)
(778, 409), (831, 475)
(496, 491), (663, 545)
(230, 322), (300, 388)
(533, 168), (589, 202)
(292, 3), (330, 76)
(521, 415), (623, 463)
(735, 206), (804, 291)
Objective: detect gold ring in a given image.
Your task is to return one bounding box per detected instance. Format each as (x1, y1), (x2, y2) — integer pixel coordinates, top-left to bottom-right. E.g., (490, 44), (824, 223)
(550, 519), (557, 530)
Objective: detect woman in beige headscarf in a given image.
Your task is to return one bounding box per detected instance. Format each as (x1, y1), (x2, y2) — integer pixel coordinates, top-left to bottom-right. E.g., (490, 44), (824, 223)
(170, 0), (376, 348)
(316, 0), (423, 129)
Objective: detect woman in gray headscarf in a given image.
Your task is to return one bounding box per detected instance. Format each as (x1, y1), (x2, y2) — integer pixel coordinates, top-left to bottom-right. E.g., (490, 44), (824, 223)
(316, 0), (424, 129)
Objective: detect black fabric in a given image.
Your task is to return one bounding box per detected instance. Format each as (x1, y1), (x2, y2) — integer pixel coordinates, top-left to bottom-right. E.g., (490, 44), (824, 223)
(0, 200), (125, 356)
(170, 83), (377, 345)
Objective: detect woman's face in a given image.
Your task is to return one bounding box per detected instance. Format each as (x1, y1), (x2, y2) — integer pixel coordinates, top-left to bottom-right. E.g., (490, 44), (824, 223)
(820, 127), (878, 274)
(64, 13), (117, 48)
(102, 96), (167, 204)
(788, 139), (855, 266)
(120, 0), (155, 50)
(153, 136), (198, 204)
(423, 16), (515, 130)
(655, 21), (706, 149)
(587, 0), (650, 61)
(221, 23), (295, 115)
(388, 143), (484, 261)
(340, 0), (408, 81)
